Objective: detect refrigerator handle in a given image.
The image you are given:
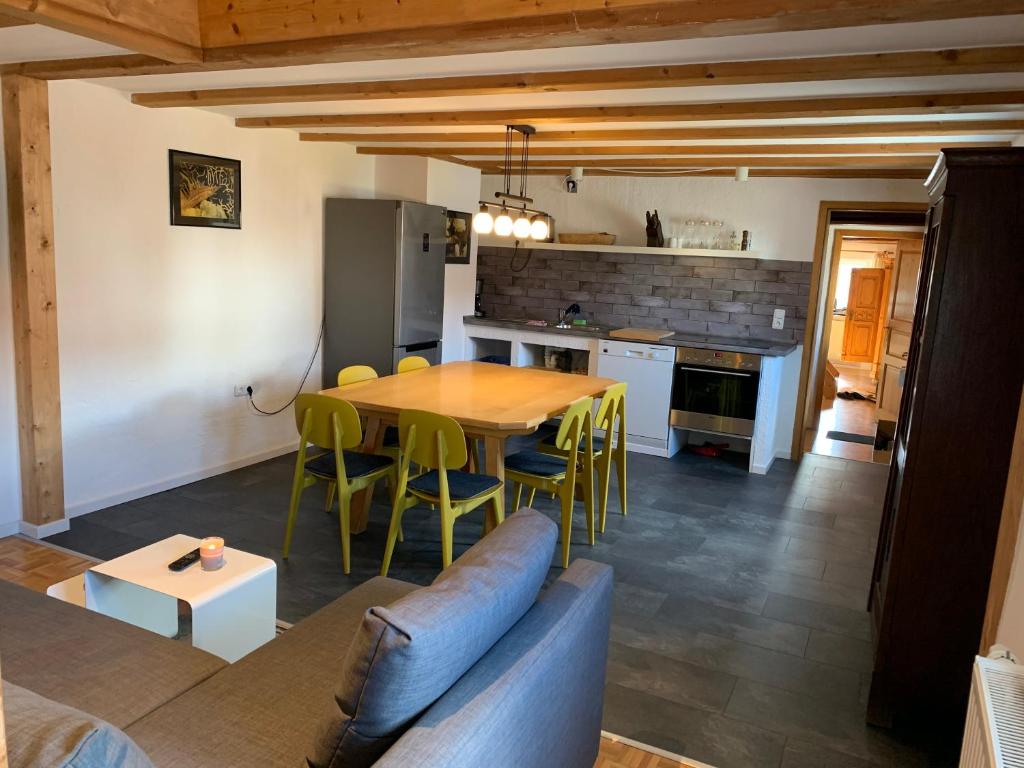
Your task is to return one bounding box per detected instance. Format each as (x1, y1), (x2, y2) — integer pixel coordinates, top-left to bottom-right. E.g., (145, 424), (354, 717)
(404, 340), (440, 352)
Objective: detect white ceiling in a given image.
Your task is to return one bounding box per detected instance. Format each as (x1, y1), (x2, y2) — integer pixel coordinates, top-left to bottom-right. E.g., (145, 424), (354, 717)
(3, 13), (1023, 166)
(0, 24), (129, 64)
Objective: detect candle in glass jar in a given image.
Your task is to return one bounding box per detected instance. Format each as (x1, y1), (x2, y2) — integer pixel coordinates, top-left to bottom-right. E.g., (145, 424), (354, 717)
(199, 537), (225, 571)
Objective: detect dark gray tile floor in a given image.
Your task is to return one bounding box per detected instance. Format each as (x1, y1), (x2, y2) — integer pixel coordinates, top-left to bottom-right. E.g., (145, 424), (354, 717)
(47, 435), (949, 767)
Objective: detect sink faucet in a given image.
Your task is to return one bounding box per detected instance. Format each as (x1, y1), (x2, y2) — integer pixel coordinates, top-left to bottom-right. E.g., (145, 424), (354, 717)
(557, 303), (582, 328)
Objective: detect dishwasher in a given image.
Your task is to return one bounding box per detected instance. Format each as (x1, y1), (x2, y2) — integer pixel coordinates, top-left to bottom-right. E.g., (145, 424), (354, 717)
(596, 339), (678, 456)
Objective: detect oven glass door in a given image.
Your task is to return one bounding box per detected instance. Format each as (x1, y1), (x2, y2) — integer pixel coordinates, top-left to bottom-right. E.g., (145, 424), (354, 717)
(672, 363), (760, 428)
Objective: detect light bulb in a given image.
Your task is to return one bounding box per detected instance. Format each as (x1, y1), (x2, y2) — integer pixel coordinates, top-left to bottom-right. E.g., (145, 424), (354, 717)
(472, 206), (494, 235)
(512, 214), (532, 239)
(530, 216), (549, 241)
(494, 209), (514, 237)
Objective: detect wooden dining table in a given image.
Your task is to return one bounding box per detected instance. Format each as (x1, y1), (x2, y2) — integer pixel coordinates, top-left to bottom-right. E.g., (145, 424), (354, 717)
(319, 361), (618, 534)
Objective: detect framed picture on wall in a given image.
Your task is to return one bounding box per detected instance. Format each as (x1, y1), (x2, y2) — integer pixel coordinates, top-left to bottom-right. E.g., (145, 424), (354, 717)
(445, 209), (472, 264)
(168, 150), (241, 229)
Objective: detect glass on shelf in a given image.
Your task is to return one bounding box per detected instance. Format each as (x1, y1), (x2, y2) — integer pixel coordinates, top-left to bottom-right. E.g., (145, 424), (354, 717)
(697, 220), (712, 249)
(683, 220), (696, 248)
(711, 221), (725, 249)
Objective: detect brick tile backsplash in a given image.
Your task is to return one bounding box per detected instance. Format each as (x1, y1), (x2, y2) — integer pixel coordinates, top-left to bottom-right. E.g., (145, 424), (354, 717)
(477, 245), (812, 342)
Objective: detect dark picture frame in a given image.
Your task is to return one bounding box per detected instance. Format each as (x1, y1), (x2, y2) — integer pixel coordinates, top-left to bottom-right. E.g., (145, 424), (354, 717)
(445, 209), (472, 264)
(168, 150), (241, 229)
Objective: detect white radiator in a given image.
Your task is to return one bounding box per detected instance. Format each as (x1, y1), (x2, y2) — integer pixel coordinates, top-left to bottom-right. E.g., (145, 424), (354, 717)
(961, 656), (1024, 768)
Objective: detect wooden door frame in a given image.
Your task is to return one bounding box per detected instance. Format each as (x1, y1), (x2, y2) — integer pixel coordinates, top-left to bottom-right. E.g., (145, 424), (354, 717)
(980, 387), (1024, 652)
(790, 202), (928, 460)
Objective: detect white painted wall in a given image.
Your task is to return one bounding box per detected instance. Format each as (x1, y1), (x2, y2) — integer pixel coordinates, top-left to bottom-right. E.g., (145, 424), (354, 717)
(0, 96), (23, 536)
(47, 80), (376, 516)
(481, 175), (929, 259)
(374, 155), (429, 202)
(425, 159), (481, 363)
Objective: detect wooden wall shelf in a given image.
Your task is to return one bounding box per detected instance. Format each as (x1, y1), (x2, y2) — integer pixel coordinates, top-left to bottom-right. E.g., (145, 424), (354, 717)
(478, 237), (760, 259)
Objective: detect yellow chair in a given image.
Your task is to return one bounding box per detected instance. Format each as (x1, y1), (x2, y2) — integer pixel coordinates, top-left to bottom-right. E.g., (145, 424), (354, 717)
(397, 355), (430, 373)
(381, 410), (504, 575)
(506, 397), (595, 568)
(538, 383), (627, 533)
(283, 393), (396, 575)
(337, 365), (378, 388)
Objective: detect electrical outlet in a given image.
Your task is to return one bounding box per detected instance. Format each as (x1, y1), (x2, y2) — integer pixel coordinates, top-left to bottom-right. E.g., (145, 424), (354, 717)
(772, 308), (786, 330)
(233, 384), (250, 398)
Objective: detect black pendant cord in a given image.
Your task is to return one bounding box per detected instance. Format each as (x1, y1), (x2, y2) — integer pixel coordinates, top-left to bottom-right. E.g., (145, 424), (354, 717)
(503, 126), (513, 197)
(509, 239), (533, 273)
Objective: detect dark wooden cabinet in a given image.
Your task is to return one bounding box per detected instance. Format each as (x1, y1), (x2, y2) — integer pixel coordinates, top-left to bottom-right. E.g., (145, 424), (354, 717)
(868, 149), (1024, 731)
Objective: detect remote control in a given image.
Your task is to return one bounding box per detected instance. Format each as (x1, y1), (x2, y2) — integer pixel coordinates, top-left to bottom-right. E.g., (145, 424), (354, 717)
(168, 548), (201, 572)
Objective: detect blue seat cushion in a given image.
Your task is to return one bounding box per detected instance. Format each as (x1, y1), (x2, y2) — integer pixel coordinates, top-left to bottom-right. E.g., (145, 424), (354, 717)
(308, 509), (558, 768)
(306, 451), (393, 480)
(505, 450), (568, 478)
(407, 470), (500, 501)
(382, 426), (400, 448)
(539, 432), (604, 452)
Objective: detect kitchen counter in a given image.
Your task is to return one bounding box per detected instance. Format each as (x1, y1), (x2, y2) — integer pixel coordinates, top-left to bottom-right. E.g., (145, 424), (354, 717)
(463, 316), (798, 356)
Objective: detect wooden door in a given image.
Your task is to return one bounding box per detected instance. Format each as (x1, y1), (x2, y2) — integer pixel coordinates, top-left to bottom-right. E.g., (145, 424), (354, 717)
(876, 239), (924, 420)
(841, 268), (885, 362)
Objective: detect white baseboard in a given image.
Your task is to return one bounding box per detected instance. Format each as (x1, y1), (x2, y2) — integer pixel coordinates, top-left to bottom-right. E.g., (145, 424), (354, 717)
(20, 518), (71, 538)
(66, 442), (297, 519)
(0, 520), (21, 537)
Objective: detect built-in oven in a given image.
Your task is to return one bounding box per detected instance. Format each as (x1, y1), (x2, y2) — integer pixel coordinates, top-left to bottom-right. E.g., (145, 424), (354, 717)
(670, 347), (761, 437)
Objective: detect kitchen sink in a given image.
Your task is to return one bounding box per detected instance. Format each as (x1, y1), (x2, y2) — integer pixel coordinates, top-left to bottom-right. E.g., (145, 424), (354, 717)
(499, 319), (604, 332)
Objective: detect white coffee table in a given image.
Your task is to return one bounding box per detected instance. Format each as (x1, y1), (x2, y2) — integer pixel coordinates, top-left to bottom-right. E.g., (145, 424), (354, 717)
(78, 534), (276, 663)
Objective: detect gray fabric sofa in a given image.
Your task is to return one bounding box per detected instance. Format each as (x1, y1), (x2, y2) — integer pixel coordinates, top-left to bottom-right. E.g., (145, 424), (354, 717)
(0, 510), (613, 767)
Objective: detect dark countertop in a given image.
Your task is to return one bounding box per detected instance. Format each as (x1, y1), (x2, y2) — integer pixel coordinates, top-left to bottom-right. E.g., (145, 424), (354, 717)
(463, 316), (798, 356)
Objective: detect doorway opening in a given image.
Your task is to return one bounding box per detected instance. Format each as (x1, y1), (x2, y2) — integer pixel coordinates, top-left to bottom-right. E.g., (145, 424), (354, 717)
(806, 232), (924, 462)
(791, 203), (928, 465)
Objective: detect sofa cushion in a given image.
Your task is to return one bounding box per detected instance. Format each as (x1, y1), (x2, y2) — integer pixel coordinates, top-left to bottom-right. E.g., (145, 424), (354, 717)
(125, 576), (418, 768)
(3, 680), (154, 768)
(0, 580), (225, 729)
(309, 508), (558, 768)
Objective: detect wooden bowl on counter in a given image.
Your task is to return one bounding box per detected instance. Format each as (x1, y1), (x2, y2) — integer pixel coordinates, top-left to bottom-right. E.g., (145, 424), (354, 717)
(557, 232), (617, 245)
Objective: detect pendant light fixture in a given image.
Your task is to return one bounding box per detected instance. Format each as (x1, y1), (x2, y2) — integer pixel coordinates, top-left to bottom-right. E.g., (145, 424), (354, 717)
(472, 203), (494, 234)
(494, 207), (514, 237)
(475, 125), (552, 241)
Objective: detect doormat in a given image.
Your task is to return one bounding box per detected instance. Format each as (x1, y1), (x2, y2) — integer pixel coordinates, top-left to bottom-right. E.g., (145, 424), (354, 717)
(826, 431), (875, 445)
(837, 390), (876, 402)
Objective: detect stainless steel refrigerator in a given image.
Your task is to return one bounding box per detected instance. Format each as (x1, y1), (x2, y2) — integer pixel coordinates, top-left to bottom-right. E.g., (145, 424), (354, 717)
(323, 198), (446, 386)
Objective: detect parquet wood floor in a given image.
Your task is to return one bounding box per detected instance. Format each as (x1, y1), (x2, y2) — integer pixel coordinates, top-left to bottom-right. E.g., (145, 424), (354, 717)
(0, 535), (95, 592)
(0, 536), (694, 768)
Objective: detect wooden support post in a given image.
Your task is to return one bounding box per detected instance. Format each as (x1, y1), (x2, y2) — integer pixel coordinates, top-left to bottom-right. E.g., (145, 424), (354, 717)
(2, 74), (65, 535)
(0, 657), (6, 768)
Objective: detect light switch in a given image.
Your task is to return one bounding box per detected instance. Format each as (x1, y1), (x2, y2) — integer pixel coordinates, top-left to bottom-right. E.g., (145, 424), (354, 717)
(772, 308), (786, 330)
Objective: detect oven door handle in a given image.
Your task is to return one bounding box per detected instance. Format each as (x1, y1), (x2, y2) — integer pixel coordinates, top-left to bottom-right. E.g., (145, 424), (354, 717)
(676, 366), (753, 378)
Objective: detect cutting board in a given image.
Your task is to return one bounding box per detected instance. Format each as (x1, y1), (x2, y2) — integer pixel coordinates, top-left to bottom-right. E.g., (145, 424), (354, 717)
(608, 327), (675, 342)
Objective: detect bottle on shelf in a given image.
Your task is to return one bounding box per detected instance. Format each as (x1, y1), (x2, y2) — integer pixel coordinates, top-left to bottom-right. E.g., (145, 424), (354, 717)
(729, 230), (740, 250)
(741, 230), (751, 251)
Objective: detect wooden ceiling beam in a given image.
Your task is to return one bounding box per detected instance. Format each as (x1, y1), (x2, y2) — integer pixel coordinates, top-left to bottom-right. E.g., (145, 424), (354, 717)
(196, 0), (1024, 66)
(357, 141), (1001, 157)
(236, 91), (1024, 129)
(0, 0), (201, 64)
(479, 156), (934, 168)
(299, 121), (1024, 144)
(0, 11), (29, 27)
(130, 46), (1024, 108)
(511, 168), (928, 179)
